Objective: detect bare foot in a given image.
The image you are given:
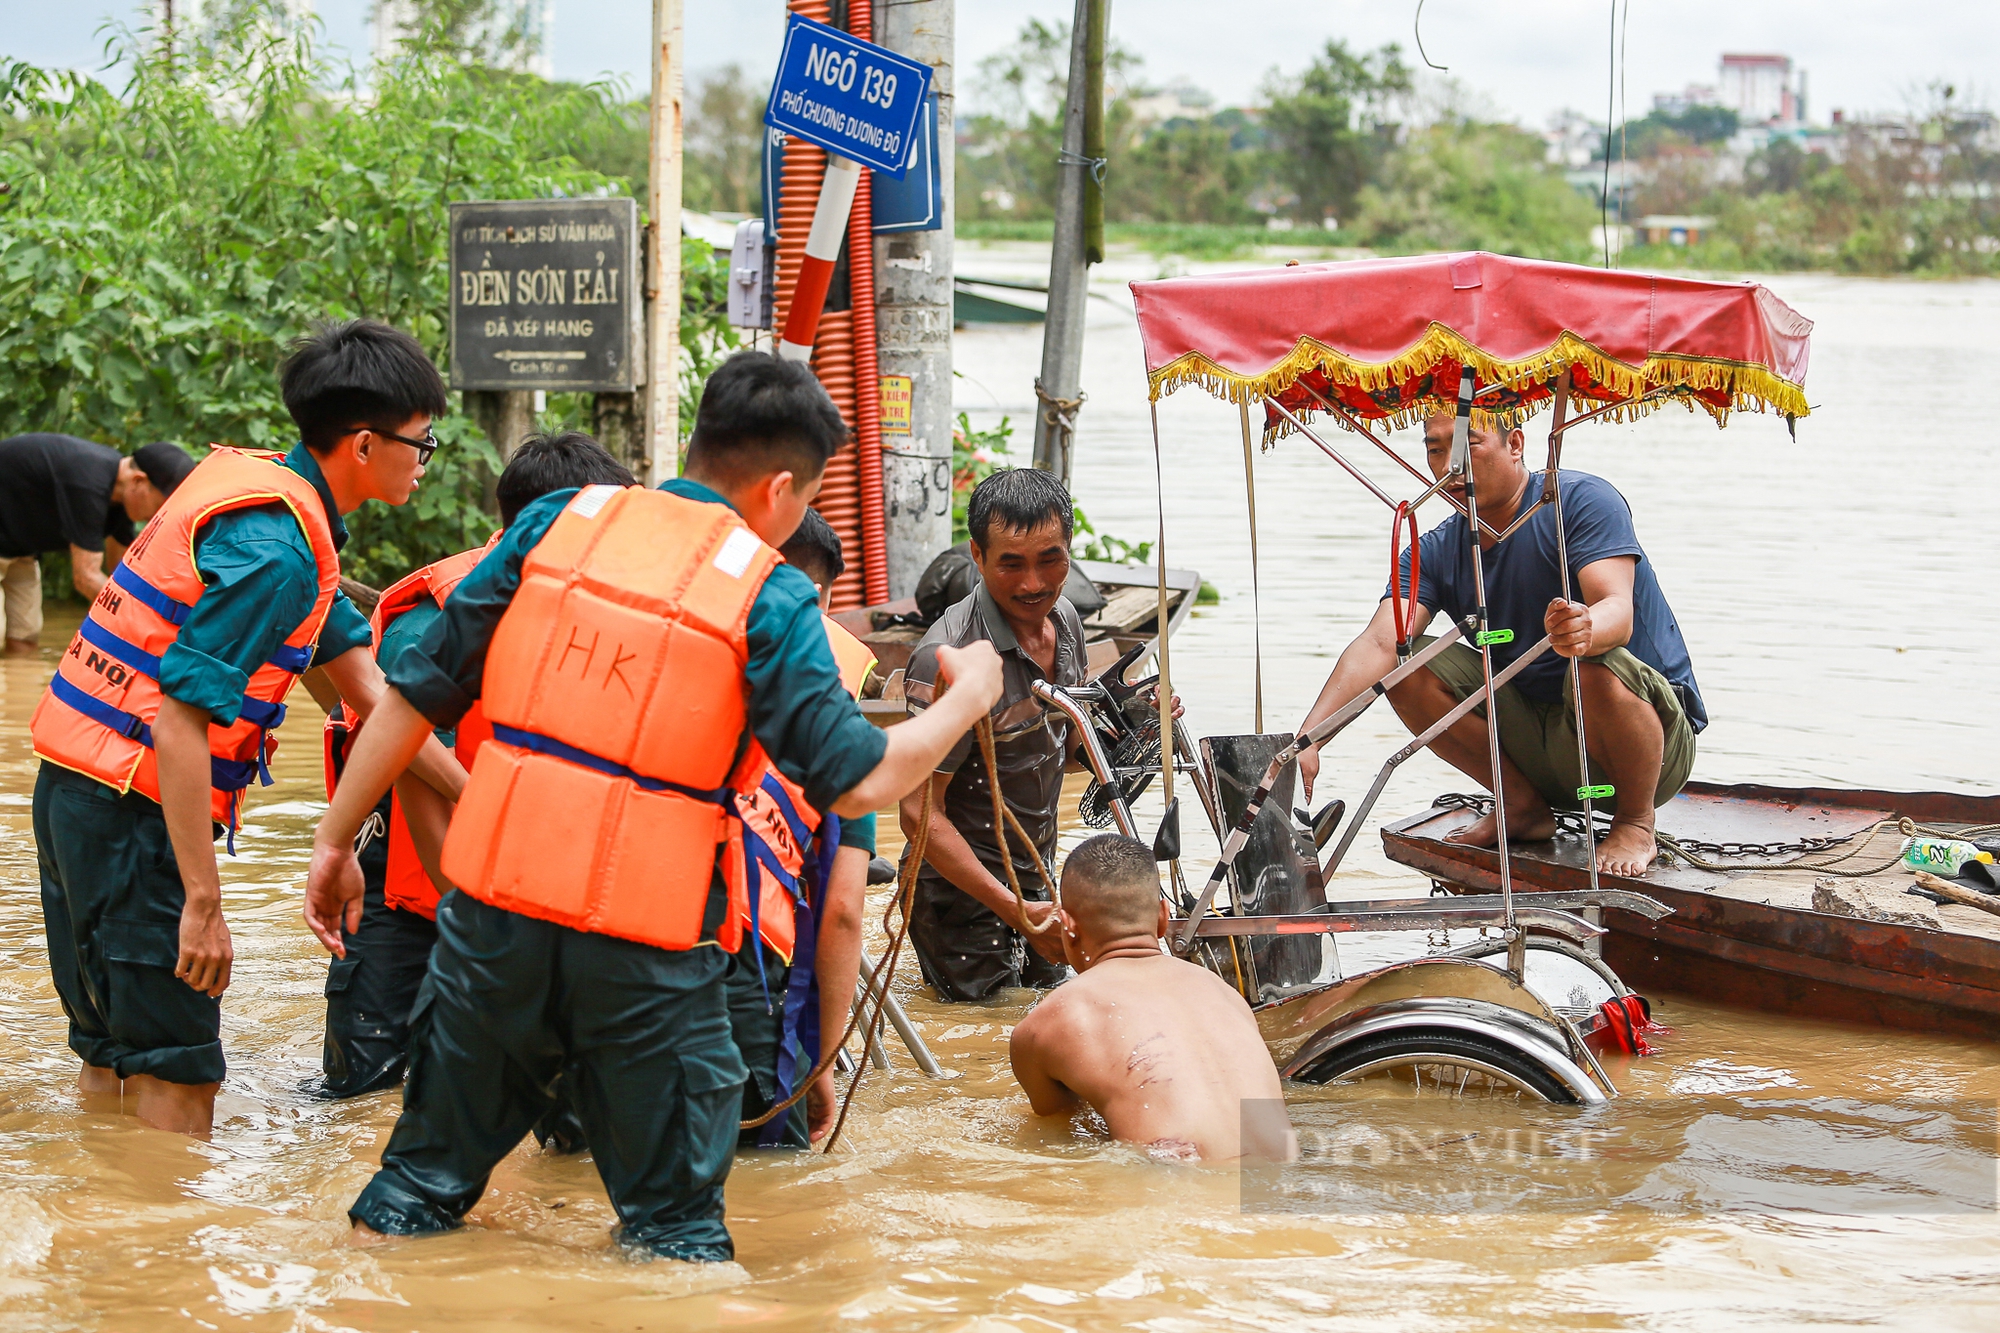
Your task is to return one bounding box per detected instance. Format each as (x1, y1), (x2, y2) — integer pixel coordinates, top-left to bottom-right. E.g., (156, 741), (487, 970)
(349, 1221), (388, 1248)
(3, 637), (39, 657)
(1595, 820), (1657, 877)
(1446, 806), (1558, 848)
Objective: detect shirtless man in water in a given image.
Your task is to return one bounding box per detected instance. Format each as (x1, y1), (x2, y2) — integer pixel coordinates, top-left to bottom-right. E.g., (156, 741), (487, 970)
(1294, 411), (1705, 877)
(1008, 835), (1295, 1162)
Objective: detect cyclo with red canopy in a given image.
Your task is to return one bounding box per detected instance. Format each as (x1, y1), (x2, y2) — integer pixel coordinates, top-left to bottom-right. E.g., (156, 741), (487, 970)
(1041, 251), (1813, 1102)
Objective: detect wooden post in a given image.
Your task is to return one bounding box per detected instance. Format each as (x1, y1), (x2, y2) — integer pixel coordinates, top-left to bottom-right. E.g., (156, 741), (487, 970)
(877, 0), (956, 598)
(592, 392), (642, 475)
(644, 0), (684, 486)
(1031, 0), (1093, 484)
(466, 389), (536, 514)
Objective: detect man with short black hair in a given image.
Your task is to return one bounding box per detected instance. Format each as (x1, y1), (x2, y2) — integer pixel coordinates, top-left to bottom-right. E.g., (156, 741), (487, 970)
(31, 318), (457, 1137)
(901, 467), (1089, 1002)
(306, 350), (1006, 1261)
(0, 434), (196, 652)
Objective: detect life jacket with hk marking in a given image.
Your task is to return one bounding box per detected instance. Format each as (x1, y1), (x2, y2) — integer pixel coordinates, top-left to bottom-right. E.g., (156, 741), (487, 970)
(32, 447), (340, 837)
(733, 615), (874, 962)
(321, 534), (498, 919)
(439, 485), (781, 952)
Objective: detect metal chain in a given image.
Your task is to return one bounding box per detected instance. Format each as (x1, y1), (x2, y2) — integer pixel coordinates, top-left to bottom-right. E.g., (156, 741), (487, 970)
(1428, 793), (2000, 878)
(1034, 377), (1087, 437)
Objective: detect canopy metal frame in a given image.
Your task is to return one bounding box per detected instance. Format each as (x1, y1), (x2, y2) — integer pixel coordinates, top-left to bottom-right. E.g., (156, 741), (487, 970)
(1152, 366), (1619, 980)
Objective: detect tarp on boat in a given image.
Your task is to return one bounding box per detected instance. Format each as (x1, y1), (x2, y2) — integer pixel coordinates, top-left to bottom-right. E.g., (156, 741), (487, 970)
(1129, 252), (1813, 437)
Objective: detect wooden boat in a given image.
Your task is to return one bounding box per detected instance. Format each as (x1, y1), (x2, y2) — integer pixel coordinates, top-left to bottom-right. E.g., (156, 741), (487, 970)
(828, 558), (1201, 723)
(1380, 781), (2000, 1040)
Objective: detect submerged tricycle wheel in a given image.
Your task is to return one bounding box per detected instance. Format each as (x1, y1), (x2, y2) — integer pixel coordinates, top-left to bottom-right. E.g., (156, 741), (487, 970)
(1292, 1029), (1580, 1103)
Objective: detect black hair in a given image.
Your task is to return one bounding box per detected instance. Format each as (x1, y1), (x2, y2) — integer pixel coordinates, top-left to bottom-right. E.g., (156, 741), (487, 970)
(280, 320), (449, 455)
(1059, 834), (1162, 937)
(966, 467), (1074, 551)
(685, 350), (846, 489)
(131, 441), (197, 494)
(496, 432), (635, 526)
(780, 507), (846, 588)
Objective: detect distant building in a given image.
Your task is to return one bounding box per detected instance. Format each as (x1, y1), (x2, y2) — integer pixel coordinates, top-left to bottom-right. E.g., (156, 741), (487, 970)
(1652, 85), (1719, 118)
(152, 0), (314, 41)
(1544, 109), (1603, 169)
(1126, 81), (1216, 129)
(1636, 215), (1717, 246)
(1719, 54), (1796, 126)
(374, 0), (554, 79)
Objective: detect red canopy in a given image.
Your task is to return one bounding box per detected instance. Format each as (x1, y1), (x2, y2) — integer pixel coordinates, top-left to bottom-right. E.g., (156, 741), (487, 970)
(1130, 252), (1812, 438)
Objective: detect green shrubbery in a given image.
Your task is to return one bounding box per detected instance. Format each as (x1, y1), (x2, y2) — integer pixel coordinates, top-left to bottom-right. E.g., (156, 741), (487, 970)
(0, 9), (731, 588)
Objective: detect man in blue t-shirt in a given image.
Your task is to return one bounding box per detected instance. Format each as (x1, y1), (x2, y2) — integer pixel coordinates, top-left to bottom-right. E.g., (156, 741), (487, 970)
(1296, 411), (1704, 877)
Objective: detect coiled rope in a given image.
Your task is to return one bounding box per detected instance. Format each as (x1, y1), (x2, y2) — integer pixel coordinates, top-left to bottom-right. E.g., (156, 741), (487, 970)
(747, 713), (1060, 1150)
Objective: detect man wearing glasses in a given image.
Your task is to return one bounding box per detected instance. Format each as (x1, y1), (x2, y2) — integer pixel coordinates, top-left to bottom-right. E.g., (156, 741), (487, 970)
(31, 319), (463, 1137)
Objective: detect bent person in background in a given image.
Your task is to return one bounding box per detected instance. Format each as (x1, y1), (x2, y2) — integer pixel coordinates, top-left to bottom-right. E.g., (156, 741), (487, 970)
(1009, 835), (1296, 1163)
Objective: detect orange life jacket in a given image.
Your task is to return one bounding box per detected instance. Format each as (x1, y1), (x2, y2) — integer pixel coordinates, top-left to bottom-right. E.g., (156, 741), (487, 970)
(439, 485), (781, 952)
(32, 447), (340, 834)
(733, 615), (874, 961)
(320, 535), (497, 919)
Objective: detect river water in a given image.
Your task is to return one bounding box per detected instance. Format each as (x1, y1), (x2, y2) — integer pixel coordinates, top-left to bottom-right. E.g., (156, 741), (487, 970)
(1, 264), (1995, 1329)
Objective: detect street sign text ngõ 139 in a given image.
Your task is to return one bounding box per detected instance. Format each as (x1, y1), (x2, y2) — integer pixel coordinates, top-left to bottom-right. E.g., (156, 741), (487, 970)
(763, 13), (932, 179)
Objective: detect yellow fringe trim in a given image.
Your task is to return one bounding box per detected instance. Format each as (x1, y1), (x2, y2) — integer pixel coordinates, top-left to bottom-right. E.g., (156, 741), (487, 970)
(1145, 322), (1810, 440)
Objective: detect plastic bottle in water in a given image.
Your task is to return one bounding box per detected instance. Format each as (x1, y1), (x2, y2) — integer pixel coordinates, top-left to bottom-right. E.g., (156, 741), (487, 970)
(1900, 837), (1997, 877)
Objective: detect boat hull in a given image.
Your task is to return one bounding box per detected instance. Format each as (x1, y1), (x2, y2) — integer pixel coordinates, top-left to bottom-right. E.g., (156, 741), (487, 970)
(1380, 782), (2000, 1041)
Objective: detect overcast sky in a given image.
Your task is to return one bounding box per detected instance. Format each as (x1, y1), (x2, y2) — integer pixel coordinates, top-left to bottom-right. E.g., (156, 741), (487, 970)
(9, 2), (1992, 126)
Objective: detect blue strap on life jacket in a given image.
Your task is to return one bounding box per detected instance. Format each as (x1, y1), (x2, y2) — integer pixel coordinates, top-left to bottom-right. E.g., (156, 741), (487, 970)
(47, 673), (265, 852)
(110, 564), (316, 675)
(760, 810), (839, 1148)
(76, 617), (289, 733)
(489, 723), (732, 805)
(112, 561), (191, 625)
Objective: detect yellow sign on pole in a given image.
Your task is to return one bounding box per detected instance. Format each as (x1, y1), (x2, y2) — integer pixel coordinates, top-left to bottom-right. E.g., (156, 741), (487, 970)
(879, 375), (914, 435)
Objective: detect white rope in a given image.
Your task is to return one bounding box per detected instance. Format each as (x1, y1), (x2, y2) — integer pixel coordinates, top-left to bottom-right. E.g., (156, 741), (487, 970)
(1150, 400), (1175, 809)
(1239, 399), (1263, 733)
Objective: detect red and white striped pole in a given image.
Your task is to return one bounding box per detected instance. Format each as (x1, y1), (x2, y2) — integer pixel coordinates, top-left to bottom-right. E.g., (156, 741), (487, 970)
(776, 155), (863, 363)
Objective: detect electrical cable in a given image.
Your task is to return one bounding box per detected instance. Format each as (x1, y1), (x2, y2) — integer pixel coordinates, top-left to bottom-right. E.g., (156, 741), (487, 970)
(1601, 0), (1615, 267)
(1414, 0), (1448, 72)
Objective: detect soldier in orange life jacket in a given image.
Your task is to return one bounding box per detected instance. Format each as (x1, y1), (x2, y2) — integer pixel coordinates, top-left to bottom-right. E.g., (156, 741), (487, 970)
(528, 509), (881, 1157)
(315, 433), (637, 1099)
(730, 509), (880, 1148)
(29, 320), (465, 1138)
(304, 351), (1006, 1264)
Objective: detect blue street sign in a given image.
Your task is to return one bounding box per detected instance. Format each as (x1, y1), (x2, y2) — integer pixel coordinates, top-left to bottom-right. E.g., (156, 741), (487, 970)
(872, 91), (942, 232)
(763, 13), (932, 180)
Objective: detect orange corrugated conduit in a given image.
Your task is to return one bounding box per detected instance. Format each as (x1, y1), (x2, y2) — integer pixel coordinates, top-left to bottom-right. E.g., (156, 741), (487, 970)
(848, 0), (889, 606)
(770, 0), (892, 611)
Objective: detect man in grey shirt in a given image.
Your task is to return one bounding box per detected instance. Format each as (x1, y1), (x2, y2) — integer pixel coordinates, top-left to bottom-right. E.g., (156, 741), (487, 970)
(902, 469), (1088, 1001)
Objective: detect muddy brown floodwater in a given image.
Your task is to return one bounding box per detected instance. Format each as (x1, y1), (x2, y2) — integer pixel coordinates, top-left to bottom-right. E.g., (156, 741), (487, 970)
(3, 268), (1998, 1330)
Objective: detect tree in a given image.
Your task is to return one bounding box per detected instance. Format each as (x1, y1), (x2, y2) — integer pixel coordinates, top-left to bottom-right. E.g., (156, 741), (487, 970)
(1261, 40), (1413, 223)
(1353, 122), (1596, 262)
(0, 4), (736, 587)
(685, 65), (768, 216)
(955, 17), (1140, 222)
(1617, 104), (1739, 161)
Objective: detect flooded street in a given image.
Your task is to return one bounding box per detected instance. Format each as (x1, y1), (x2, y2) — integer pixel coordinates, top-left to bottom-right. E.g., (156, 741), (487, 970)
(2, 266), (1996, 1329)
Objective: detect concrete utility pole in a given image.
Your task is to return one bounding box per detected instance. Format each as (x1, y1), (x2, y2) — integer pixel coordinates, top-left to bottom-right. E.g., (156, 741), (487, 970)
(1031, 0), (1099, 486)
(643, 0), (684, 486)
(877, 0), (956, 598)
